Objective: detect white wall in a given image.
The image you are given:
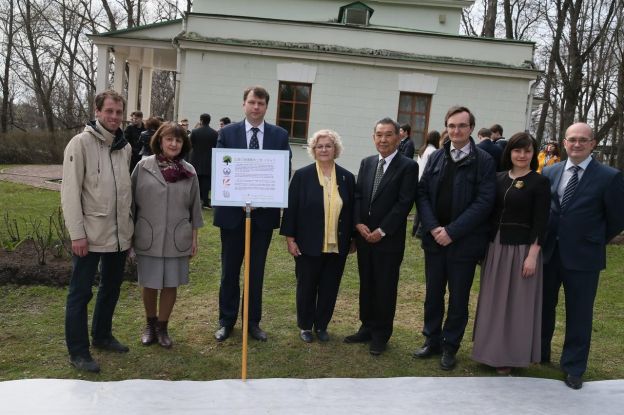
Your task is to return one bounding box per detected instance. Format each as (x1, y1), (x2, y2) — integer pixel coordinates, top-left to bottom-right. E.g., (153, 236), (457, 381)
(193, 0), (466, 34)
(186, 14), (534, 68)
(179, 50), (530, 173)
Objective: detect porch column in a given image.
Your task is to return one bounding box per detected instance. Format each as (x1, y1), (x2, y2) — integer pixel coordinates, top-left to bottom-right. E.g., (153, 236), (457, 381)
(140, 48), (154, 116)
(112, 52), (128, 95)
(95, 44), (110, 93)
(127, 61), (141, 116)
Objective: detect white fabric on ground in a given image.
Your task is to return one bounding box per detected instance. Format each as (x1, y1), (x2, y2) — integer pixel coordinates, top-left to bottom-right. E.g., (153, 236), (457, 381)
(0, 377), (622, 415)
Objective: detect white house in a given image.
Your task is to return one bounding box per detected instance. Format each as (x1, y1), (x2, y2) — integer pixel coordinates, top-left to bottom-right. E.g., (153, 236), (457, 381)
(90, 0), (539, 172)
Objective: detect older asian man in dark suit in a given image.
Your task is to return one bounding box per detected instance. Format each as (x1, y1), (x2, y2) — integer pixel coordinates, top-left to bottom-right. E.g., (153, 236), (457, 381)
(541, 122), (624, 390)
(213, 86), (291, 342)
(344, 117), (418, 356)
(189, 113), (218, 208)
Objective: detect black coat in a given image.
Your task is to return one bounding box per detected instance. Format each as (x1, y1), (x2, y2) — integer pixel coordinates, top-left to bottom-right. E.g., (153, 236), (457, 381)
(280, 163), (355, 256)
(189, 125), (218, 175)
(354, 153), (418, 253)
(417, 139), (496, 261)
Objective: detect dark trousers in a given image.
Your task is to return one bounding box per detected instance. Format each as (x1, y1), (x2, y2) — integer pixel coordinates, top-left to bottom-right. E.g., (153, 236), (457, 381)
(218, 225), (273, 328)
(65, 251), (127, 358)
(295, 253), (347, 331)
(356, 242), (403, 344)
(422, 249), (477, 352)
(198, 174), (211, 206)
(542, 247), (600, 377)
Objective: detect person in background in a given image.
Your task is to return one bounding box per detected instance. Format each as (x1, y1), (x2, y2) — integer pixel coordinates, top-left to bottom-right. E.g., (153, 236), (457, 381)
(490, 124), (507, 151)
(132, 122), (203, 349)
(472, 132), (550, 375)
(477, 127), (503, 171)
(189, 113), (218, 208)
(398, 123), (416, 159)
(438, 130), (449, 148)
(124, 111), (145, 172)
(219, 117), (231, 130)
(139, 117), (162, 159)
(417, 130), (440, 182)
(280, 129), (355, 343)
(412, 130), (440, 237)
(537, 141), (560, 173)
(178, 118), (190, 136)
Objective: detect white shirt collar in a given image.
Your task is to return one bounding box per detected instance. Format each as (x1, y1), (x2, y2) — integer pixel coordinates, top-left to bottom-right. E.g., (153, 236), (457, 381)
(245, 119), (265, 134)
(379, 149), (398, 165)
(564, 155), (592, 171)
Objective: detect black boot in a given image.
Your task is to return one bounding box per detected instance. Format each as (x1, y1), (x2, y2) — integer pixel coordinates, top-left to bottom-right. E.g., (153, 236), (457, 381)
(156, 320), (173, 348)
(141, 316), (157, 346)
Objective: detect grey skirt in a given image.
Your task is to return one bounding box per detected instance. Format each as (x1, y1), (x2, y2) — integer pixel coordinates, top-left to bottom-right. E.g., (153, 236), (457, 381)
(136, 255), (190, 289)
(471, 231), (542, 367)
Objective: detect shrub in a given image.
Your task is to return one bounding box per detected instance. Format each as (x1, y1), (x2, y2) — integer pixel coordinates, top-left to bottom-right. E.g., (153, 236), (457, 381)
(0, 129), (76, 164)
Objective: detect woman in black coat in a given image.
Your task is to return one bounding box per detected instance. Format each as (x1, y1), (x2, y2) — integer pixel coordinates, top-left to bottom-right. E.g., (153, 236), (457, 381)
(280, 129), (355, 343)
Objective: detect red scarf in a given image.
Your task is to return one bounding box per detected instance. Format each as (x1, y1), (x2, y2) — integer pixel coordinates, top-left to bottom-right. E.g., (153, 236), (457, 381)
(156, 155), (194, 183)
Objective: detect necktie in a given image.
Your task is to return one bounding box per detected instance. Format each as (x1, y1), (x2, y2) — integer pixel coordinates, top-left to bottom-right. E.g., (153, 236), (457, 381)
(371, 158), (386, 198)
(249, 127), (260, 149)
(561, 165), (580, 209)
(452, 149), (462, 161)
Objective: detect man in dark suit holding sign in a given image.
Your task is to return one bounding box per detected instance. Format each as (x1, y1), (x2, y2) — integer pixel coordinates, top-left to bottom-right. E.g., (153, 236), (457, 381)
(213, 86), (290, 342)
(344, 117), (418, 356)
(541, 122), (624, 390)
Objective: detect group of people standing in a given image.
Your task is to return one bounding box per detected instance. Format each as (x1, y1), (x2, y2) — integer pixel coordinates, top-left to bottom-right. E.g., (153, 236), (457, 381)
(61, 88), (623, 392)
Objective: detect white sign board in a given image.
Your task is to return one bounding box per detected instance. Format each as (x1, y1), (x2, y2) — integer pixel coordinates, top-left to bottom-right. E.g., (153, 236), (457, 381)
(211, 148), (290, 208)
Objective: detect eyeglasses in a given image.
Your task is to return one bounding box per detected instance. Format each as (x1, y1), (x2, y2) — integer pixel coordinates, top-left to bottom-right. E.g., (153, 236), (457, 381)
(447, 124), (470, 131)
(314, 144), (334, 150)
(565, 138), (593, 145)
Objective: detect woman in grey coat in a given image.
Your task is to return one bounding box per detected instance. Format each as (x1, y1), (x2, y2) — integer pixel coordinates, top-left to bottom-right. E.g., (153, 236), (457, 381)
(131, 122), (203, 348)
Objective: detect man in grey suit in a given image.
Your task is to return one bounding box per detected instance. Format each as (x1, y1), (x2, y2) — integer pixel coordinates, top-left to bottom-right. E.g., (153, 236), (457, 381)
(541, 122), (624, 389)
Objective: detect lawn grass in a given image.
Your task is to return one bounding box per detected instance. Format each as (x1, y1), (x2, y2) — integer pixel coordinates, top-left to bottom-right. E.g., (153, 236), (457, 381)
(0, 180), (622, 382)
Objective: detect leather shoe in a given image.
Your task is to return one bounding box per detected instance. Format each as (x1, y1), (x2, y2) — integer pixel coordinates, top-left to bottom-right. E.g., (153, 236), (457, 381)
(70, 355), (100, 373)
(300, 330), (313, 343)
(315, 329), (330, 342)
(249, 325), (268, 342)
(564, 373), (583, 390)
(92, 336), (129, 353)
(215, 326), (233, 342)
(413, 343), (441, 359)
(369, 340), (387, 356)
(344, 330), (372, 343)
(440, 349), (457, 370)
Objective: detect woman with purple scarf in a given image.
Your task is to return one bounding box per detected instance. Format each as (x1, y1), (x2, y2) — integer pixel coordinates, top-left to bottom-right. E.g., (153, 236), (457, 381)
(131, 122), (203, 348)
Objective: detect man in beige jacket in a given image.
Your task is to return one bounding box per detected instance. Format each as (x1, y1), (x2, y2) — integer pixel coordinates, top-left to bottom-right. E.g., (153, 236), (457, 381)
(61, 90), (134, 373)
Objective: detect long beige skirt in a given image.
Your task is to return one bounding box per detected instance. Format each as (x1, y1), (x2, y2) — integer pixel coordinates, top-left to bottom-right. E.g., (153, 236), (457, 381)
(471, 231), (542, 367)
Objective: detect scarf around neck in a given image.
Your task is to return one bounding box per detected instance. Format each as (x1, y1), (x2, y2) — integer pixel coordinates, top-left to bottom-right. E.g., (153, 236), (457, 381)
(156, 155), (194, 183)
(315, 161), (342, 251)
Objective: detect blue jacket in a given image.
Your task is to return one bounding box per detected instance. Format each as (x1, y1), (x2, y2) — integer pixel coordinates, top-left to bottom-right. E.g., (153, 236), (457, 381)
(416, 138), (496, 261)
(542, 158), (624, 271)
(213, 120), (291, 230)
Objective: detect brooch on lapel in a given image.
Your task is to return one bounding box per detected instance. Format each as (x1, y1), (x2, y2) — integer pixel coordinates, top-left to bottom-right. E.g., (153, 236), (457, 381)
(514, 180), (525, 189)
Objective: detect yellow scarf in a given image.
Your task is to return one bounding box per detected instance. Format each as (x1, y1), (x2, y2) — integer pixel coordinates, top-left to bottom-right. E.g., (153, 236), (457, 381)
(316, 161), (343, 253)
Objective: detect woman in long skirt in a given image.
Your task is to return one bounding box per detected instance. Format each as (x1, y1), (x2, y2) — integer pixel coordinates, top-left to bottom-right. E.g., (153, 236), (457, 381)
(472, 132), (550, 374)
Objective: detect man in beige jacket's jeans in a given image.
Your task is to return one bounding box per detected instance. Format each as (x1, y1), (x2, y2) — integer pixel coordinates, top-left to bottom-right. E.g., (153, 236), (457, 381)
(61, 89), (134, 373)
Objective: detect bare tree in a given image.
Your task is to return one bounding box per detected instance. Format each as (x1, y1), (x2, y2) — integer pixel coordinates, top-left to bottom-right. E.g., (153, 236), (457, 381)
(0, 0), (16, 132)
(481, 0), (498, 37)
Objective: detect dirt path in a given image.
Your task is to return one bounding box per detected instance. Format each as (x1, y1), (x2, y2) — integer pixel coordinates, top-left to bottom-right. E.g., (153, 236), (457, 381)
(0, 165), (62, 191)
